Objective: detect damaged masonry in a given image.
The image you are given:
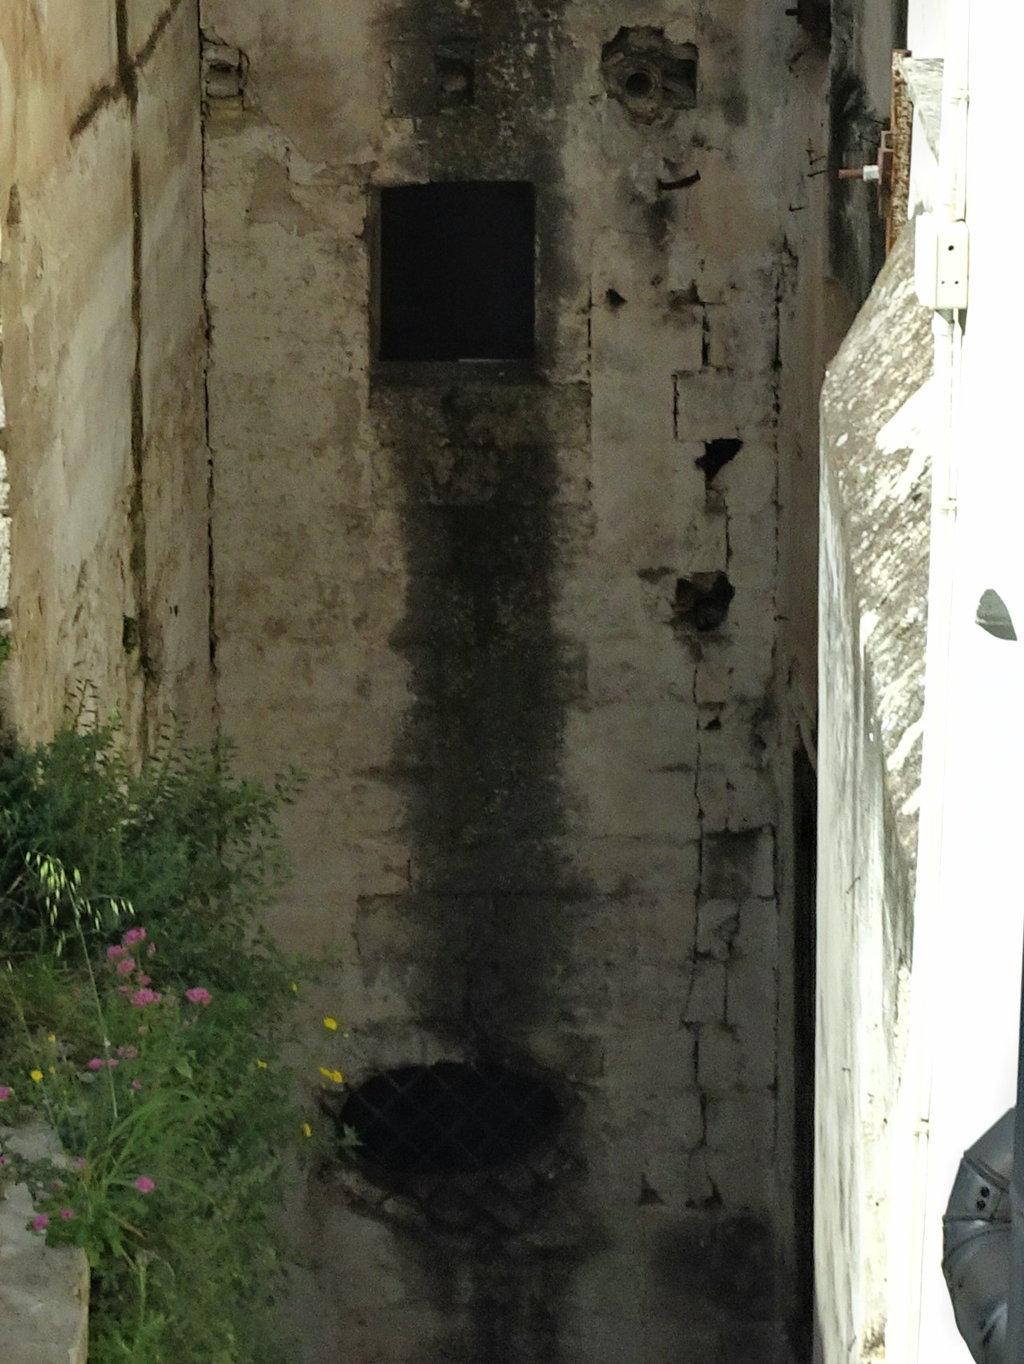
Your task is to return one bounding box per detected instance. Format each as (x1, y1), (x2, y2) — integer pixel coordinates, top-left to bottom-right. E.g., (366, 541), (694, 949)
(10, 0), (1002, 1360)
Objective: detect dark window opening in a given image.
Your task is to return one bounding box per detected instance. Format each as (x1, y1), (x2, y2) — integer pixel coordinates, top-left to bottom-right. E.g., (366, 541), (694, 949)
(378, 182), (536, 363)
(342, 1061), (560, 1175)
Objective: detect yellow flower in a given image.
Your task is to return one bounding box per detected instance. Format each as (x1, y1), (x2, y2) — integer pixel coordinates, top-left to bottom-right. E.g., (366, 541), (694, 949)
(302, 1123), (313, 1139)
(322, 1016), (338, 1031)
(256, 1059), (268, 1070)
(29, 1069), (43, 1083)
(46, 1033), (56, 1044)
(318, 1067), (344, 1085)
(290, 982), (299, 994)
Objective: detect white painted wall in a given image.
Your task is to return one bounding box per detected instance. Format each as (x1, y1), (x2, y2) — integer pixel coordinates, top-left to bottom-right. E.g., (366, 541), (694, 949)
(907, 0), (948, 56)
(888, 1), (1024, 1358)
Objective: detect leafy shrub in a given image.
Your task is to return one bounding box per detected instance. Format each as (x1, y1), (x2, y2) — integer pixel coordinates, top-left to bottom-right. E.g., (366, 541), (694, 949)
(0, 724), (324, 1362)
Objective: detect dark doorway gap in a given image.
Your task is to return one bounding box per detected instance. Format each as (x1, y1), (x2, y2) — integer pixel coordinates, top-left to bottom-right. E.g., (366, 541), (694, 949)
(789, 742), (817, 1360)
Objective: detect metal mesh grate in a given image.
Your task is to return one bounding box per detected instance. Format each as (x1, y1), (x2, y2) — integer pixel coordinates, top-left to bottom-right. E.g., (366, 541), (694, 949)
(342, 1062), (560, 1175)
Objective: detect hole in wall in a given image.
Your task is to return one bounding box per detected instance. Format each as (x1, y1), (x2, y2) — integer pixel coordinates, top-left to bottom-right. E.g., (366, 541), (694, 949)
(605, 288), (627, 308)
(601, 28), (697, 123)
(624, 69), (657, 99)
(696, 439), (743, 487)
(341, 1061), (561, 1176)
(674, 572), (735, 633)
(789, 742), (817, 1358)
(436, 49), (475, 107)
(378, 182), (535, 363)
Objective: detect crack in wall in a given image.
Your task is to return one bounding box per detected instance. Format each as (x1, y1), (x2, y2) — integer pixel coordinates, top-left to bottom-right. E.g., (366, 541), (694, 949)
(197, 21), (221, 730)
(72, 0), (189, 142)
(117, 0), (154, 752)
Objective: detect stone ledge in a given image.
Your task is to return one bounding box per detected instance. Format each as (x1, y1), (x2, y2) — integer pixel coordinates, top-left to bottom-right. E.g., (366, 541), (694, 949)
(0, 1126), (89, 1364)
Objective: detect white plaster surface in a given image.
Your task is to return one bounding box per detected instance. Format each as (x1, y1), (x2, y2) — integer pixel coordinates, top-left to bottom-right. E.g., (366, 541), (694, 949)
(816, 226), (933, 1363)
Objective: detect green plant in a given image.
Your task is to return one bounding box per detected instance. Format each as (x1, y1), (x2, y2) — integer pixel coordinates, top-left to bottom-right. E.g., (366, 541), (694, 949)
(0, 724), (330, 1362)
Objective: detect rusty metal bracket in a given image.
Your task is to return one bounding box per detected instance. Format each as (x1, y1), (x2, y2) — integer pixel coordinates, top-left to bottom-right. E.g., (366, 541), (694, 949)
(837, 50), (913, 254)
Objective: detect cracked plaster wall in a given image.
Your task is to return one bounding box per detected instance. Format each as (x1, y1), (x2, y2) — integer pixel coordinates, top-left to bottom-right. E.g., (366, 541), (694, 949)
(201, 1), (829, 1359)
(0, 0), (212, 746)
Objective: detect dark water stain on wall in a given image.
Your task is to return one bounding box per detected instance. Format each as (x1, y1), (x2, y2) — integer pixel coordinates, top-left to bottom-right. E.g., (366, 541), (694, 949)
(367, 0), (593, 1356)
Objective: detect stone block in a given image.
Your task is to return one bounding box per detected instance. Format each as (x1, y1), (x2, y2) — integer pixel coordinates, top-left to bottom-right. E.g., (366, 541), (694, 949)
(636, 892), (700, 968)
(684, 962), (727, 1022)
(695, 650), (735, 705)
(567, 837), (701, 897)
(697, 764), (776, 832)
(699, 1015), (775, 1095)
(642, 1209), (777, 1322)
(686, 1147), (719, 1207)
(586, 630), (693, 703)
(714, 442), (778, 518)
(698, 1024), (744, 1092)
(564, 701), (701, 841)
(715, 629), (776, 702)
(674, 369), (775, 442)
(697, 899), (741, 960)
(701, 828), (775, 899)
(638, 1087), (705, 1156)
(705, 1091), (777, 1211)
(725, 900), (780, 1088)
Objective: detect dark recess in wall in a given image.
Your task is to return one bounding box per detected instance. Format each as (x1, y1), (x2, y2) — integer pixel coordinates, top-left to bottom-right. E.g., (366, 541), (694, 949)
(674, 572), (736, 633)
(789, 742), (817, 1360)
(342, 1062), (560, 1175)
(379, 182), (536, 362)
(697, 438), (742, 486)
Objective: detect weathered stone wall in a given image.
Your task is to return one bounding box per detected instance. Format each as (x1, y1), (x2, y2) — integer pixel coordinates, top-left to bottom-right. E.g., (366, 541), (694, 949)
(202, 1), (827, 1358)
(816, 228), (932, 1362)
(0, 1), (212, 746)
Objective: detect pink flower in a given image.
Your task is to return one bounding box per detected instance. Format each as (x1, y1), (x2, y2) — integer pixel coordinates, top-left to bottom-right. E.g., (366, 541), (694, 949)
(131, 1079), (142, 1092)
(116, 957), (136, 976)
(0, 1086), (12, 1101)
(137, 974), (151, 986)
(0, 1154), (8, 1167)
(87, 1058), (105, 1072)
(31, 1213), (49, 1232)
(107, 945), (126, 961)
(123, 928), (147, 947)
(185, 988), (212, 1007)
(116, 1045), (139, 1060)
(130, 989), (161, 1008)
(50, 1179), (64, 1191)
(59, 1208), (75, 1222)
(72, 1157), (86, 1171)
(134, 1176), (156, 1195)
(117, 985), (132, 997)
